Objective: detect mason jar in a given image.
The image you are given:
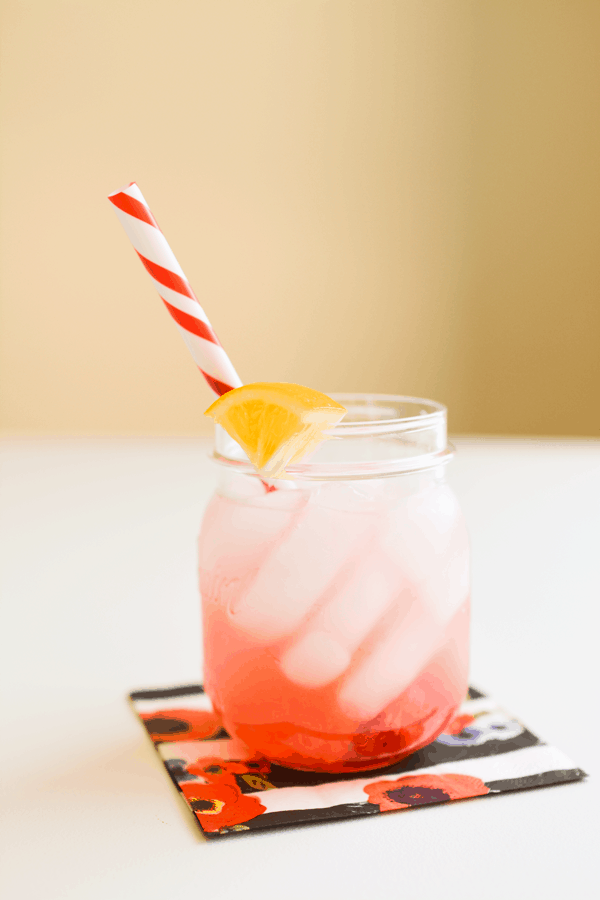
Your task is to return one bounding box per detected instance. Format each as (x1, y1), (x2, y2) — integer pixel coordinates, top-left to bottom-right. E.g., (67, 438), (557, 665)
(199, 394), (470, 773)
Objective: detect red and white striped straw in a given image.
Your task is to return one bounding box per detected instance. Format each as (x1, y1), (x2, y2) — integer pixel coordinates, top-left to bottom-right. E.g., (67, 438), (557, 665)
(108, 182), (242, 397)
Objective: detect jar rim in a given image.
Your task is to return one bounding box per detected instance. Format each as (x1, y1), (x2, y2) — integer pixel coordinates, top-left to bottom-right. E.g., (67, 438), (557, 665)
(212, 392), (453, 480)
(321, 393), (447, 436)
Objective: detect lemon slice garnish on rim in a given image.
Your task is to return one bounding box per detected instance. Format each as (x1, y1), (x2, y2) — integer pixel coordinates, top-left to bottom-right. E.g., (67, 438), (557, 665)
(205, 382), (347, 479)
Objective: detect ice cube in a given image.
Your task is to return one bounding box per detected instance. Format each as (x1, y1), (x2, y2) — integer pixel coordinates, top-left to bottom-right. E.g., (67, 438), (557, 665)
(381, 484), (469, 623)
(337, 596), (446, 722)
(199, 493), (303, 579)
(228, 497), (377, 642)
(280, 550), (399, 688)
(280, 631), (352, 688)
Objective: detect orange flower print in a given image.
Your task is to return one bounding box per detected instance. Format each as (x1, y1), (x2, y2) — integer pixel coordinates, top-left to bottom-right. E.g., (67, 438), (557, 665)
(140, 708), (223, 743)
(188, 759), (250, 781)
(180, 780), (266, 833)
(364, 773), (489, 811)
(188, 758), (276, 791)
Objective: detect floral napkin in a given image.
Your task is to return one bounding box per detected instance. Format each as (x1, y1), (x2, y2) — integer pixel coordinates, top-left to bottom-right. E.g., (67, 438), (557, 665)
(129, 684), (585, 839)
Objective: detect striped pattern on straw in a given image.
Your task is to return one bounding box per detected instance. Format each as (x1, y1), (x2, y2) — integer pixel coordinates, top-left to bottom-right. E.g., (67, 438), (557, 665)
(108, 182), (242, 397)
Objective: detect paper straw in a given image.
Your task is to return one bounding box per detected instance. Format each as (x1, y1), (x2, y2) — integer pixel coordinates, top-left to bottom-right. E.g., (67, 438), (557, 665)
(108, 182), (242, 397)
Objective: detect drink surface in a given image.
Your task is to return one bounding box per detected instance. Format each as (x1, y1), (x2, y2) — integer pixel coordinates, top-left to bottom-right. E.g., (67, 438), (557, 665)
(199, 470), (470, 773)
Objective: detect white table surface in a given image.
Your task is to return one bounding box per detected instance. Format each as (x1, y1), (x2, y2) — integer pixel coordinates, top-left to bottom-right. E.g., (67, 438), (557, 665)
(1, 436), (597, 899)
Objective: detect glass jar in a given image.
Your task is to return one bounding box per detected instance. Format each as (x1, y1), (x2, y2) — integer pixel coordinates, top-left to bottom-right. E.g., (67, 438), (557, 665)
(199, 394), (470, 773)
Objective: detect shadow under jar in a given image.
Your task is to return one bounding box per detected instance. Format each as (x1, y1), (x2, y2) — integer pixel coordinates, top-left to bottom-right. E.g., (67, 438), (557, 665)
(199, 394), (470, 773)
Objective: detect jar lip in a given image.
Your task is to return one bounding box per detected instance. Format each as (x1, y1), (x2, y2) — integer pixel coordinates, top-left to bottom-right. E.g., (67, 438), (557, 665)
(212, 445), (455, 481)
(322, 393), (447, 436)
(212, 392), (451, 481)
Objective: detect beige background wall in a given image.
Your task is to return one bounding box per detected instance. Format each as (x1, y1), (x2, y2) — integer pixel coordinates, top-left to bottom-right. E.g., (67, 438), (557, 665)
(0, 0), (598, 436)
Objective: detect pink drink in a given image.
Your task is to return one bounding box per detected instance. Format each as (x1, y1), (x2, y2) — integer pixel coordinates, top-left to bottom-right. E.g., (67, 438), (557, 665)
(199, 396), (470, 773)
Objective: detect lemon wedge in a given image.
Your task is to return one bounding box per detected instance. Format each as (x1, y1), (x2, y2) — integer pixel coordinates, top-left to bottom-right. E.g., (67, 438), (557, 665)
(205, 383), (346, 479)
